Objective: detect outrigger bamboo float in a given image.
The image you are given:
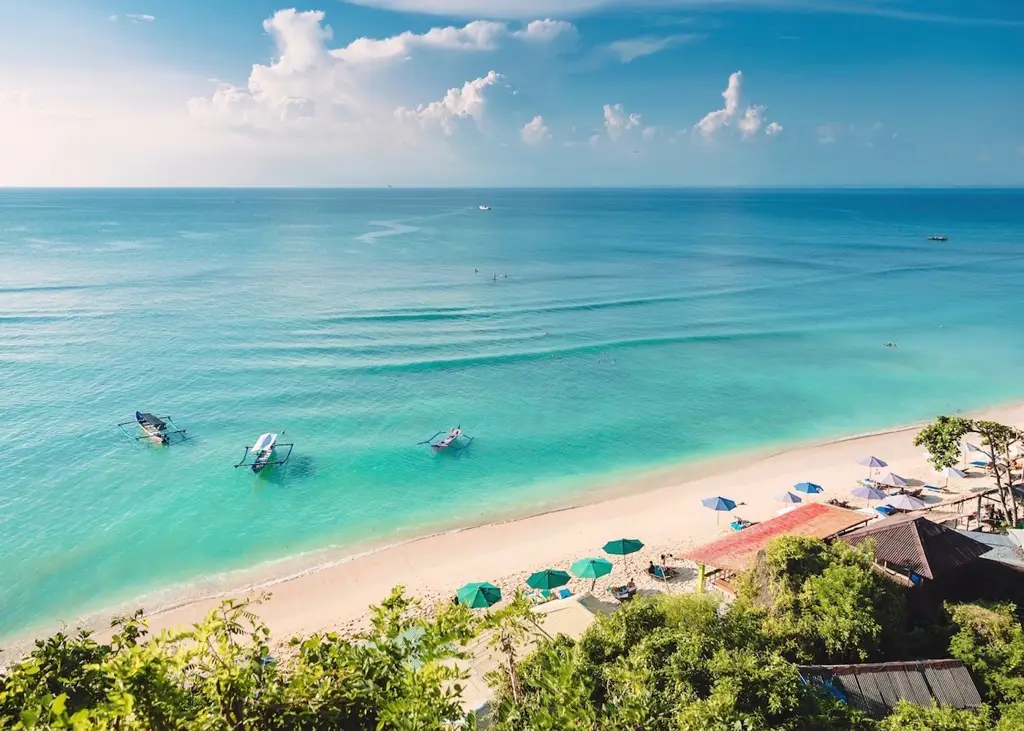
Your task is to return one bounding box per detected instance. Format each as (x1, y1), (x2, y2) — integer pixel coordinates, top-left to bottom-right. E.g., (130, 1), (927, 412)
(234, 432), (294, 473)
(419, 426), (473, 454)
(118, 412), (188, 445)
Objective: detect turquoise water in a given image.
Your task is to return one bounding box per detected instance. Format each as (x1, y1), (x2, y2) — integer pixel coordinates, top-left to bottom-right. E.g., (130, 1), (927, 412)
(2, 188), (1023, 638)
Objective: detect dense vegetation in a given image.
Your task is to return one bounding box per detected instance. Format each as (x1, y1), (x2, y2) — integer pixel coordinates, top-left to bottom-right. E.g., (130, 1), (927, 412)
(4, 537), (1024, 729)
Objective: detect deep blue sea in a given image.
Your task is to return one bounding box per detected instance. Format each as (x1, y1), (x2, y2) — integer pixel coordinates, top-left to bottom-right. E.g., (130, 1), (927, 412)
(1, 188), (1023, 639)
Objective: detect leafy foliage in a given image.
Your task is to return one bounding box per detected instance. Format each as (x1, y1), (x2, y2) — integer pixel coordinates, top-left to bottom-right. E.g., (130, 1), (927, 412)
(915, 416), (1024, 527)
(0, 588), (476, 730)
(947, 602), (1024, 707)
(490, 592), (870, 731)
(737, 536), (907, 663)
(876, 701), (993, 731)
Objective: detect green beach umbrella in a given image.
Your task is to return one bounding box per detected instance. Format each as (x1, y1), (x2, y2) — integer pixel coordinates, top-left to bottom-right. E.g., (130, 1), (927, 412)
(456, 581), (502, 608)
(602, 538), (644, 556)
(571, 557), (614, 590)
(526, 569), (571, 591)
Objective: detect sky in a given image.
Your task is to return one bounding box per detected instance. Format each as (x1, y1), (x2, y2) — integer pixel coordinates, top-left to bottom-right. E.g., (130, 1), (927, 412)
(0, 0), (1022, 186)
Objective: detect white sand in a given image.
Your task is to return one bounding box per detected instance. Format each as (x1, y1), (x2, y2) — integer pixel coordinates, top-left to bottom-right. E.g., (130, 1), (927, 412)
(7, 403), (1023, 659)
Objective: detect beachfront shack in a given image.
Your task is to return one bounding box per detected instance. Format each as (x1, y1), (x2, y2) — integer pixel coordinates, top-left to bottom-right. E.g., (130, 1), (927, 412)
(681, 503), (871, 594)
(798, 659), (983, 719)
(840, 514), (1024, 612)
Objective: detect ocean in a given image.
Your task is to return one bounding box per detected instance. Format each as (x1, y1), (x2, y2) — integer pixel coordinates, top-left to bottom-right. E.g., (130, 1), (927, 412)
(1, 188), (1023, 640)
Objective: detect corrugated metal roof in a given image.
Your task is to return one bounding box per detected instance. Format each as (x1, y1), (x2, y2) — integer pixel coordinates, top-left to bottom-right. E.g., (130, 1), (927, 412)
(680, 503), (870, 573)
(958, 530), (1024, 570)
(840, 514), (990, 580)
(798, 660), (982, 718)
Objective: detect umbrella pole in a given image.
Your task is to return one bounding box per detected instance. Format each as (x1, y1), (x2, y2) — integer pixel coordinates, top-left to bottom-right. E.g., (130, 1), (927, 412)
(591, 578), (596, 592)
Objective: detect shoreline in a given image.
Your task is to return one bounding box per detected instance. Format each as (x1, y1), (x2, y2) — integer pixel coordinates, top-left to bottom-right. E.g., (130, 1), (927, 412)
(2, 400), (1021, 662)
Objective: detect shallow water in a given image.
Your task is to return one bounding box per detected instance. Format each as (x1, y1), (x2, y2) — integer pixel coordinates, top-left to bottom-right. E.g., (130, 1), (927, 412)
(1, 188), (1023, 637)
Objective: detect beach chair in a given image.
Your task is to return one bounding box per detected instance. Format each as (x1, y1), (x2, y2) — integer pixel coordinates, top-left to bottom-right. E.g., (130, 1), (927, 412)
(730, 518), (753, 531)
(874, 505), (896, 517)
(551, 586), (572, 600)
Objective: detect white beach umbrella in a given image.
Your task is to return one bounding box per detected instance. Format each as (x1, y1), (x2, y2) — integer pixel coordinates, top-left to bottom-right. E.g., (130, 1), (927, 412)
(885, 493), (927, 512)
(876, 472), (909, 488)
(935, 466), (966, 488)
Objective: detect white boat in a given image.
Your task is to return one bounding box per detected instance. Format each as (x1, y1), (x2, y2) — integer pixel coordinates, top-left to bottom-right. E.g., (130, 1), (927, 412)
(479, 205), (491, 211)
(235, 432), (294, 473)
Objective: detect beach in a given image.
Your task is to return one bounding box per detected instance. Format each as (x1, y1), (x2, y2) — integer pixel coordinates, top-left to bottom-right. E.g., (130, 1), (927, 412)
(4, 188), (1024, 655)
(63, 401), (1015, 652)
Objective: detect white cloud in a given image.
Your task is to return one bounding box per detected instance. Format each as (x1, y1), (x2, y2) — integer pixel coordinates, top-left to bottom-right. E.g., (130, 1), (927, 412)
(189, 10), (571, 131)
(512, 19), (578, 43)
(737, 104), (764, 138)
(603, 103), (642, 141)
(693, 71), (779, 141)
(126, 13), (156, 22)
(765, 121), (783, 136)
(521, 115), (551, 145)
(108, 14), (118, 21)
(694, 70), (742, 137)
(333, 18), (574, 63)
(606, 34), (700, 63)
(395, 71), (503, 135)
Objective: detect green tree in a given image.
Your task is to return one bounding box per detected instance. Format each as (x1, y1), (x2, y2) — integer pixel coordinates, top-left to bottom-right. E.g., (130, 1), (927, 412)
(915, 416), (1023, 527)
(0, 588), (478, 730)
(482, 590), (539, 704)
(947, 602), (1024, 707)
(737, 536), (906, 663)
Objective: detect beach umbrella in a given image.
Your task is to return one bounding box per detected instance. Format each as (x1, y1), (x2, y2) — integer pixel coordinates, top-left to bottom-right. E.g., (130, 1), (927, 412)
(935, 466), (966, 488)
(775, 492), (802, 505)
(571, 557), (614, 591)
(857, 456), (888, 479)
(602, 538), (644, 556)
(794, 482), (823, 494)
(701, 496), (737, 525)
(851, 485), (887, 506)
(526, 569), (571, 591)
(456, 582), (502, 608)
(876, 472), (909, 488)
(885, 493), (927, 512)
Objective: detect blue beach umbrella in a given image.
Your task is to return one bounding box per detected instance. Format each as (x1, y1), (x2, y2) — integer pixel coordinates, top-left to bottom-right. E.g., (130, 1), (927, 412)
(794, 482), (823, 494)
(702, 496), (737, 524)
(775, 492), (802, 505)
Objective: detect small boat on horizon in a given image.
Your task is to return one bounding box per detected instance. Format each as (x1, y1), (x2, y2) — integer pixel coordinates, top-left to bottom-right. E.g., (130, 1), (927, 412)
(235, 432), (294, 473)
(926, 234), (948, 241)
(118, 411), (188, 445)
(479, 205), (491, 211)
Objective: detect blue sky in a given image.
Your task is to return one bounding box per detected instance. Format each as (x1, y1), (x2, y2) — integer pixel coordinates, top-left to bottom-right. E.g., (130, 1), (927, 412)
(1, 0), (1021, 186)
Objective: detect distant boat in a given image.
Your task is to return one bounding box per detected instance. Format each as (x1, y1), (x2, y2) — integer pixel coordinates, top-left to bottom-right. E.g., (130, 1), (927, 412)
(926, 235), (948, 241)
(479, 205), (491, 211)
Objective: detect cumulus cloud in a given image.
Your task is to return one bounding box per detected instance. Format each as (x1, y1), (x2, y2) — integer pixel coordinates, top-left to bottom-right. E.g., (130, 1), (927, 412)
(603, 103), (642, 141)
(765, 121), (783, 136)
(694, 71), (742, 137)
(395, 71), (503, 135)
(606, 34), (700, 63)
(333, 18), (574, 63)
(521, 115), (551, 145)
(737, 104), (764, 138)
(126, 13), (156, 22)
(694, 71), (779, 141)
(189, 10), (571, 130)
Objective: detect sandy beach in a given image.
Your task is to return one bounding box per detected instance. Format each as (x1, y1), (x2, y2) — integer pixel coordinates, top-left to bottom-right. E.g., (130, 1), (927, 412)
(130, 403), (1024, 643)
(3, 402), (1022, 663)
